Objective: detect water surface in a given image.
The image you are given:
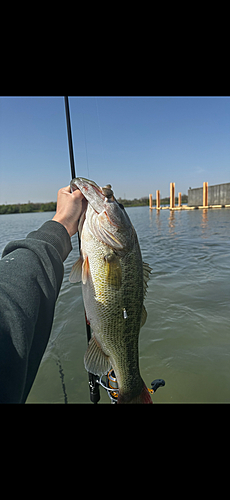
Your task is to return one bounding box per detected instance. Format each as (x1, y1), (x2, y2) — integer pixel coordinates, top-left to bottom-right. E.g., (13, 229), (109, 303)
(1, 208), (230, 403)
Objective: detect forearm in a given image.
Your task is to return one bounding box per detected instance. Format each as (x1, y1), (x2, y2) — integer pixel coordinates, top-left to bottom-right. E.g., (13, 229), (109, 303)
(0, 221), (72, 403)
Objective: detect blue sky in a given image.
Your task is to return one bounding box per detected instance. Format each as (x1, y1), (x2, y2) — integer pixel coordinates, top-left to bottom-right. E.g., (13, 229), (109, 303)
(0, 96), (230, 204)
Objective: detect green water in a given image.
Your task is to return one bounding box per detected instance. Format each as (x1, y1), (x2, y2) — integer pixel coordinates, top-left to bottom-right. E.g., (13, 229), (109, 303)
(1, 208), (230, 403)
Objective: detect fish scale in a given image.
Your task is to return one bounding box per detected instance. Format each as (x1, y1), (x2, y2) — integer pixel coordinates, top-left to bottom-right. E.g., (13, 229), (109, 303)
(69, 177), (152, 403)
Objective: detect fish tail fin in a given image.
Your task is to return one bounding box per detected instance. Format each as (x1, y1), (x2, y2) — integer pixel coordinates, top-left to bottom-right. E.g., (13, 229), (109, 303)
(117, 381), (153, 404)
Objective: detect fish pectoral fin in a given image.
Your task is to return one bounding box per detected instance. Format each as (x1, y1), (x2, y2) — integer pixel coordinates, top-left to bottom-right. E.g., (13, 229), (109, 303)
(69, 257), (83, 283)
(104, 253), (122, 289)
(82, 256), (90, 285)
(140, 305), (147, 327)
(84, 335), (111, 376)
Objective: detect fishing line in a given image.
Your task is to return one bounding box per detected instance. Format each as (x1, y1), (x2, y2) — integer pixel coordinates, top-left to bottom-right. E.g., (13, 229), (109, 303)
(83, 115), (90, 178)
(56, 356), (68, 404)
(95, 97), (105, 165)
(50, 96), (74, 404)
(64, 96), (99, 404)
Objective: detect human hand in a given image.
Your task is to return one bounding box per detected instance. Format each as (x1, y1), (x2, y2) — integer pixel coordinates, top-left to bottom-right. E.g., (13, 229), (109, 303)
(52, 185), (87, 237)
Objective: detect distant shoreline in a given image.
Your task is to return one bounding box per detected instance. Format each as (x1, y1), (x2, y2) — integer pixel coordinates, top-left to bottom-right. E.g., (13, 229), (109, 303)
(0, 202), (56, 215)
(0, 195), (189, 214)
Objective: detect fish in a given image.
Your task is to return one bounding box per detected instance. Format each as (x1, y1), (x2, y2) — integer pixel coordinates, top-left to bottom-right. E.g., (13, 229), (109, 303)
(69, 177), (152, 404)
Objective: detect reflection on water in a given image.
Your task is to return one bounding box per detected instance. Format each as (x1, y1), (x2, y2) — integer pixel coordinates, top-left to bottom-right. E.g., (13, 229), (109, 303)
(201, 209), (208, 234)
(168, 210), (176, 232)
(1, 208), (230, 403)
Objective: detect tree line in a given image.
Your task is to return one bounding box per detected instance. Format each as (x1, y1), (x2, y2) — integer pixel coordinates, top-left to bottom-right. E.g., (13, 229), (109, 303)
(0, 202), (57, 214)
(0, 194), (189, 214)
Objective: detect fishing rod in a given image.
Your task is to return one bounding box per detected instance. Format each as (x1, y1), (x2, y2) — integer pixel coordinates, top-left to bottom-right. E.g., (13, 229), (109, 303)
(96, 372), (166, 403)
(64, 97), (166, 404)
(64, 96), (100, 404)
(64, 97), (76, 180)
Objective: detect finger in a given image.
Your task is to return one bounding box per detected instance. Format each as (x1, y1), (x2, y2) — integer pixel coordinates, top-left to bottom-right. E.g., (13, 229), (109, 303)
(70, 180), (79, 193)
(72, 189), (84, 200)
(57, 186), (71, 196)
(62, 185), (71, 193)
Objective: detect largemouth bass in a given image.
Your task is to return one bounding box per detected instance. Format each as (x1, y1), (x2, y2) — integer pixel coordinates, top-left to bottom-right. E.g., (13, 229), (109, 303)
(70, 178), (152, 404)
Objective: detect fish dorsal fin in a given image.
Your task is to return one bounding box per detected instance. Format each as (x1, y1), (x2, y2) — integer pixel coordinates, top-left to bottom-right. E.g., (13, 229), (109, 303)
(143, 261), (152, 297)
(69, 256), (83, 283)
(84, 335), (111, 375)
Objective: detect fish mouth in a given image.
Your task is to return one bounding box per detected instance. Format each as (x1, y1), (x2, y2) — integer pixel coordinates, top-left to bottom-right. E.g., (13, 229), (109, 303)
(71, 177), (113, 213)
(72, 177), (132, 252)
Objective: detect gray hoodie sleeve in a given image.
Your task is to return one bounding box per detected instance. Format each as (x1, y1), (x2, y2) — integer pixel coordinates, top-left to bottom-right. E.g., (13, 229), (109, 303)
(0, 220), (72, 403)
